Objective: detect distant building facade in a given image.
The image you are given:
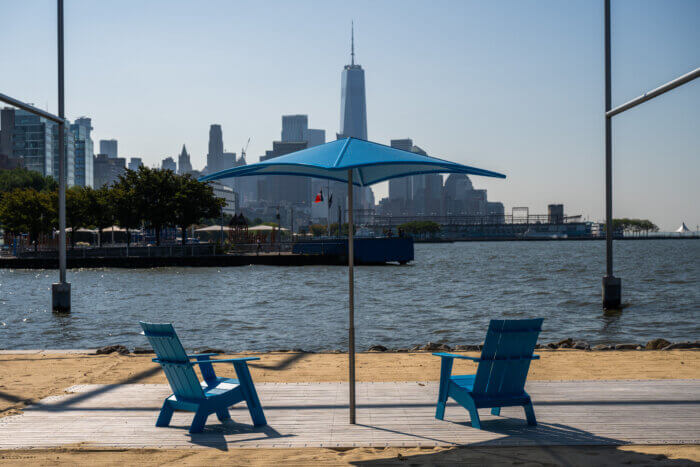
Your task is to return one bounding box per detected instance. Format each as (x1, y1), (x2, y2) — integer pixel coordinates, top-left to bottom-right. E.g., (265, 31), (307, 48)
(210, 181), (239, 216)
(99, 139), (118, 159)
(127, 157), (143, 171)
(71, 117), (94, 187)
(177, 144), (192, 174)
(93, 153), (125, 187)
(161, 156), (176, 172)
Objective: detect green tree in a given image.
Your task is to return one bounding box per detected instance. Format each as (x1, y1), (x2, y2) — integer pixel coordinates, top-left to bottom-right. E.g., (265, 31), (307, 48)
(173, 175), (225, 245)
(85, 186), (114, 245)
(66, 186), (90, 248)
(309, 223), (328, 236)
(111, 171), (141, 247)
(132, 166), (177, 246)
(0, 188), (55, 251)
(0, 168), (57, 197)
(398, 220), (441, 237)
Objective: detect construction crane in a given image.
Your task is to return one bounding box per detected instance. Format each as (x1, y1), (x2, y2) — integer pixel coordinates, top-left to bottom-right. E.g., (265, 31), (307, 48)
(241, 138), (250, 162)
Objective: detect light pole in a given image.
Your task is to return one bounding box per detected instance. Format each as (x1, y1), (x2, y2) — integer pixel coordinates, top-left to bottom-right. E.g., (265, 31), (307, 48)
(601, 0), (699, 309)
(52, 0), (70, 313)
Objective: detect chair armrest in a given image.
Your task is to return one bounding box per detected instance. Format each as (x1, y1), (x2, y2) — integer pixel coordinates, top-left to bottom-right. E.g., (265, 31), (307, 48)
(432, 352), (480, 361)
(191, 357), (260, 365)
(187, 353), (219, 359)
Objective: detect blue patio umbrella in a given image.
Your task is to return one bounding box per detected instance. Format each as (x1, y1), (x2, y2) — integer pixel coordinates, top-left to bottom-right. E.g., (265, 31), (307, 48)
(200, 137), (506, 423)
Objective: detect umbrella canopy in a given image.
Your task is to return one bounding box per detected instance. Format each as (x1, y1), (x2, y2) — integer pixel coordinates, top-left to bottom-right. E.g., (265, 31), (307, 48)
(199, 137), (506, 423)
(200, 137), (505, 186)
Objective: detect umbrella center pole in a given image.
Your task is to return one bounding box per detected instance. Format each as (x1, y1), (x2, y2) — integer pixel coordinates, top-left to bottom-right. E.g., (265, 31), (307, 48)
(347, 169), (356, 424)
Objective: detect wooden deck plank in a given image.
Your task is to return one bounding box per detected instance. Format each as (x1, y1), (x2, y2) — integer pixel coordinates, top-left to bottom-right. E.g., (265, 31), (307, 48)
(0, 380), (698, 449)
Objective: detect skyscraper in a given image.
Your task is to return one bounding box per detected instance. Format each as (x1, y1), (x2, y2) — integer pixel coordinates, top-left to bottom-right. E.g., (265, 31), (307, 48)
(338, 23), (367, 141)
(178, 144), (192, 174)
(206, 124), (224, 173)
(127, 157), (143, 171)
(281, 115), (308, 142)
(337, 24), (373, 210)
(71, 117), (94, 187)
(99, 139), (118, 159)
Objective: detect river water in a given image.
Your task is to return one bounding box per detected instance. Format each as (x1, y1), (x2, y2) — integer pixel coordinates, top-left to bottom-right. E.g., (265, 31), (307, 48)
(1, 240), (698, 351)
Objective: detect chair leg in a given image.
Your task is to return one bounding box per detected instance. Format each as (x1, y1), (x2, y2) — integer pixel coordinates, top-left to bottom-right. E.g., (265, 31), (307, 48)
(234, 362), (267, 426)
(523, 402), (537, 426)
(435, 357), (453, 420)
(156, 400), (174, 427)
(491, 407), (501, 416)
(189, 408), (210, 433)
(215, 407), (231, 422)
(465, 400), (481, 430)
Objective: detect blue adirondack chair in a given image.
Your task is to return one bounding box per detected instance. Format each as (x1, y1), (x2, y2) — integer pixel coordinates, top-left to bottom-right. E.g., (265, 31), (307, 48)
(139, 321), (267, 433)
(433, 318), (543, 429)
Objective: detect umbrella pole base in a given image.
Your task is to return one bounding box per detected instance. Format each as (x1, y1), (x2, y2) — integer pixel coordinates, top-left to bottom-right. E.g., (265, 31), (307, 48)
(52, 282), (71, 313)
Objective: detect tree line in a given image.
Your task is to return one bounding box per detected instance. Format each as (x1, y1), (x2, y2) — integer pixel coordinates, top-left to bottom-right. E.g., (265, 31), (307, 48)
(611, 218), (659, 235)
(0, 167), (225, 249)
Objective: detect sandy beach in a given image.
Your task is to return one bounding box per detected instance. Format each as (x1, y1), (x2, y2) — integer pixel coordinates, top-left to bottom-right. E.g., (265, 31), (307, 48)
(0, 349), (698, 465)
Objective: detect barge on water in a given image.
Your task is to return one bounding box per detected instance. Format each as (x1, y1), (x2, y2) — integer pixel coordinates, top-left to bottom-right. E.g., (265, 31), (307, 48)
(292, 237), (414, 265)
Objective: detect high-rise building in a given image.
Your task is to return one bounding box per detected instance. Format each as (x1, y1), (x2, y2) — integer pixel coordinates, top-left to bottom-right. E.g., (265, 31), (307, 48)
(93, 153), (125, 187)
(304, 128), (326, 148)
(178, 144), (192, 174)
(338, 23), (367, 141)
(281, 115), (308, 142)
(99, 139), (118, 159)
(206, 124), (224, 173)
(127, 157), (143, 171)
(8, 109), (53, 178)
(71, 117), (94, 187)
(257, 141), (309, 205)
(52, 123), (75, 186)
(0, 108), (16, 159)
(161, 156), (177, 172)
(388, 139), (413, 210)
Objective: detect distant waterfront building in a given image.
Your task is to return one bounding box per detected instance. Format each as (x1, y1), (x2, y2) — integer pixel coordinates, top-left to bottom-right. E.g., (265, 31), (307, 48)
(6, 109), (53, 179)
(177, 144), (192, 174)
(52, 124), (75, 186)
(99, 139), (118, 159)
(127, 157), (143, 171)
(161, 156), (177, 172)
(0, 107), (76, 185)
(210, 181), (239, 215)
(71, 117), (94, 187)
(548, 204), (564, 224)
(93, 153), (125, 187)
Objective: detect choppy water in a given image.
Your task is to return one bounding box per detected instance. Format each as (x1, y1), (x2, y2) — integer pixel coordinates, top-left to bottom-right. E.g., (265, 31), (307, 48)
(0, 240), (698, 351)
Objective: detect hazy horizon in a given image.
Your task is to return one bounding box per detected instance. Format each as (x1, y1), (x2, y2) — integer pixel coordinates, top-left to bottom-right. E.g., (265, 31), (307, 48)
(1, 0), (698, 231)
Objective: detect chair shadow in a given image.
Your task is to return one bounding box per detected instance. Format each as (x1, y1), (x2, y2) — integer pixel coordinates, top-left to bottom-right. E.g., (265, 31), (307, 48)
(185, 420), (294, 451)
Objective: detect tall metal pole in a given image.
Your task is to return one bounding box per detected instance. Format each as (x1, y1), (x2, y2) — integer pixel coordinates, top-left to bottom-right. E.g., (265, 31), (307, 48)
(347, 169), (356, 424)
(602, 0), (621, 308)
(52, 0), (70, 312)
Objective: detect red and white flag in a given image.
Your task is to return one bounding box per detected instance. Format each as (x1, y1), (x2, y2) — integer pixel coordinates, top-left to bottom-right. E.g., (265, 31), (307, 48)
(314, 189), (324, 203)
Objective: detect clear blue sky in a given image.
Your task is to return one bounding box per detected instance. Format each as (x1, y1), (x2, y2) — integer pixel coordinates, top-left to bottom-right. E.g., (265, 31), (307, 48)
(1, 0), (698, 230)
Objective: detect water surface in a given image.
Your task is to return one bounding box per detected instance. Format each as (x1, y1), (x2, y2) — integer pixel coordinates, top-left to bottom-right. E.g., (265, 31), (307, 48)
(1, 240), (698, 351)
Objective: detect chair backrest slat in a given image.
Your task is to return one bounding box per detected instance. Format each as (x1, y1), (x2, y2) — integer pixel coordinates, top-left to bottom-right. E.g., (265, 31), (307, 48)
(472, 318), (543, 396)
(139, 321), (204, 400)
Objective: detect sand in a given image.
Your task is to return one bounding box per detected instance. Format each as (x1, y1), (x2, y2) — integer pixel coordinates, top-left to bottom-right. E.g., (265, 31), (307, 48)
(0, 349), (698, 465)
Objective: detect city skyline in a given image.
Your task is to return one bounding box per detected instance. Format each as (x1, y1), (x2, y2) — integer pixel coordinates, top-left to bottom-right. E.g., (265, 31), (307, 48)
(1, 0), (698, 230)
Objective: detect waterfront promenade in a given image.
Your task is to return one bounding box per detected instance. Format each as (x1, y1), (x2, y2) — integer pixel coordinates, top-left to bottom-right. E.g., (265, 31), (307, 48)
(0, 349), (698, 464)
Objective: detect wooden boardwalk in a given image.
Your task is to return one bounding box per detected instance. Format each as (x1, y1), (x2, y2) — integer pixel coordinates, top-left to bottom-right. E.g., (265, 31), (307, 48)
(0, 380), (698, 449)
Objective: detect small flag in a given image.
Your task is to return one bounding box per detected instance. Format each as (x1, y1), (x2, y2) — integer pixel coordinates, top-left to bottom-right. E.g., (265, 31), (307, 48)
(328, 193), (333, 208)
(314, 189), (324, 203)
